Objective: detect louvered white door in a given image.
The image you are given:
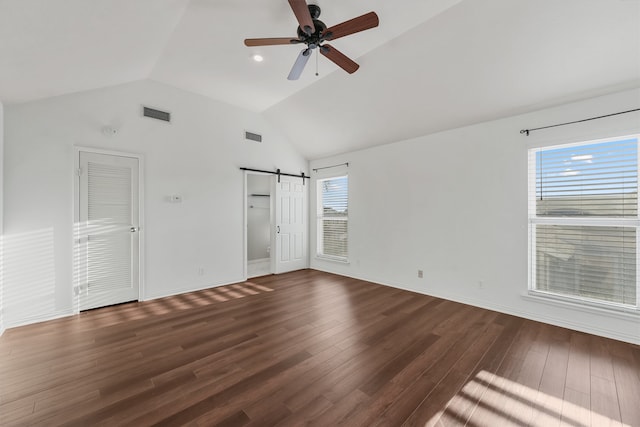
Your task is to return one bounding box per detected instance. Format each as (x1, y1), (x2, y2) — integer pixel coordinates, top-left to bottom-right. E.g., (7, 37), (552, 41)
(79, 151), (139, 310)
(274, 176), (307, 273)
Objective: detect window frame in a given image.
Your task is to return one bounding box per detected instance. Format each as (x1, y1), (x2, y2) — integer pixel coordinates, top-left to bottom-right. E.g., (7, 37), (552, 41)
(527, 134), (640, 313)
(316, 174), (349, 263)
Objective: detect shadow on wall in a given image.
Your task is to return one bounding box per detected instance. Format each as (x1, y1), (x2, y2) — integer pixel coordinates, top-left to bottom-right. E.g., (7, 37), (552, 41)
(73, 219), (134, 313)
(3, 227), (56, 325)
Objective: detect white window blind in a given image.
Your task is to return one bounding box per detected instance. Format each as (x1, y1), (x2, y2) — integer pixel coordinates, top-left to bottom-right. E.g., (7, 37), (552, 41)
(317, 175), (348, 260)
(528, 136), (639, 310)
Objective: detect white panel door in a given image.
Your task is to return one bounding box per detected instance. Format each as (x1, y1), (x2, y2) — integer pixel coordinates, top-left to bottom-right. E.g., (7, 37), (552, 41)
(274, 176), (307, 273)
(78, 151), (140, 310)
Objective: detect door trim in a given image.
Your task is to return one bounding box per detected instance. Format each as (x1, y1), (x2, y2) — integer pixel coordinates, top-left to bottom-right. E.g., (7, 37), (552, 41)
(73, 146), (145, 313)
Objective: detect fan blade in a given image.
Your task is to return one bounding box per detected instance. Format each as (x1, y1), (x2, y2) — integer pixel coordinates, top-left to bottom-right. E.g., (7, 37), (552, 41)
(244, 37), (301, 47)
(323, 12), (379, 41)
(288, 0), (315, 35)
(288, 48), (312, 80)
(320, 44), (359, 74)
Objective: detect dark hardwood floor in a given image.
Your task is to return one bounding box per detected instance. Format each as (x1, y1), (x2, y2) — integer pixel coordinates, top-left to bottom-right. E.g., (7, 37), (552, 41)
(1, 269), (639, 426)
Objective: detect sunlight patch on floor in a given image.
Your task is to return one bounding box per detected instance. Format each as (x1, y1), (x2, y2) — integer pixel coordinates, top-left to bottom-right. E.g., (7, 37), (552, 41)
(78, 281), (274, 328)
(427, 370), (629, 427)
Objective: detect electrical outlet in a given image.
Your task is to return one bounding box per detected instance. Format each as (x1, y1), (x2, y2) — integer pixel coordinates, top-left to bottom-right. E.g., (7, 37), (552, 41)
(418, 269), (423, 278)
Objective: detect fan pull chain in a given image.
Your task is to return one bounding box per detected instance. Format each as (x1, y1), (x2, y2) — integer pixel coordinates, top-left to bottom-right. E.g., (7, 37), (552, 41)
(315, 49), (319, 76)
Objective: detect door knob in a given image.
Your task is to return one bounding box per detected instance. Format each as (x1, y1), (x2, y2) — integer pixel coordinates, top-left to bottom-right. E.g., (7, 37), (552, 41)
(130, 226), (139, 233)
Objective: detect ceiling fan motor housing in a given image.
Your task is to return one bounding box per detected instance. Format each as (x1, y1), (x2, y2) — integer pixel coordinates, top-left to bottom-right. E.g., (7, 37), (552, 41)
(296, 5), (327, 48)
(297, 20), (327, 48)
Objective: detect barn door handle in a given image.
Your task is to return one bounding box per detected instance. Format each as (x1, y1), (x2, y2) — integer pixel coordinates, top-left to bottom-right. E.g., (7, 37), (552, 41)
(277, 226), (280, 234)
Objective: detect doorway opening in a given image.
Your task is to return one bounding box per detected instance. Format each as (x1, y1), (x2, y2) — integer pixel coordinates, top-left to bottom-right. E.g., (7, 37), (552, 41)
(246, 173), (273, 278)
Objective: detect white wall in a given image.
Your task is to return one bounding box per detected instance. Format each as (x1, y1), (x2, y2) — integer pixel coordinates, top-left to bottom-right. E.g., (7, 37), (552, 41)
(0, 100), (4, 336)
(310, 88), (640, 345)
(3, 80), (306, 327)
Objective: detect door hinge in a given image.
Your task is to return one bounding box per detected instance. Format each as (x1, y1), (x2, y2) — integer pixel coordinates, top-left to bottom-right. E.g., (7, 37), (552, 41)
(76, 167), (83, 176)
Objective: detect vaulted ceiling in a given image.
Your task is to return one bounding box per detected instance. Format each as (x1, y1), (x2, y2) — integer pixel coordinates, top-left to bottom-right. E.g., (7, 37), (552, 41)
(1, 0), (638, 159)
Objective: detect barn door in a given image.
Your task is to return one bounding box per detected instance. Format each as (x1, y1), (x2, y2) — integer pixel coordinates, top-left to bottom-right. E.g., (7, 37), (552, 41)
(274, 175), (307, 273)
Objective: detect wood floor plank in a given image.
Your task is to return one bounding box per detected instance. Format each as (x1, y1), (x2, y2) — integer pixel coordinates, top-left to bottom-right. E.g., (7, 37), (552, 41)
(529, 327), (570, 427)
(244, 404), (292, 427)
(491, 323), (551, 427)
(341, 330), (463, 427)
(0, 397), (35, 425)
(135, 351), (313, 427)
(611, 345), (640, 426)
(242, 345), (347, 421)
(463, 321), (541, 426)
(435, 314), (523, 426)
(308, 388), (370, 426)
(0, 269), (638, 426)
(272, 394), (333, 427)
(402, 319), (504, 426)
(404, 324), (503, 426)
(371, 307), (495, 426)
(589, 335), (623, 426)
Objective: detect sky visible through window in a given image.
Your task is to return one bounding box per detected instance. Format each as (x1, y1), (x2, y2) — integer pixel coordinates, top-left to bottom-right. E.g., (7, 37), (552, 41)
(536, 137), (638, 199)
(321, 176), (348, 214)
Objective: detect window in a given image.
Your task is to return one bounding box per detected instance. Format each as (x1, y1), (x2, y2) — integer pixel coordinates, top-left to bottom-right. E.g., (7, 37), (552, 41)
(528, 136), (639, 310)
(317, 175), (348, 261)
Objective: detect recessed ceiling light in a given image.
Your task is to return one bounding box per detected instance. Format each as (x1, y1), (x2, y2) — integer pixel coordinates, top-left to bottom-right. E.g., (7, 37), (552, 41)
(252, 54), (264, 62)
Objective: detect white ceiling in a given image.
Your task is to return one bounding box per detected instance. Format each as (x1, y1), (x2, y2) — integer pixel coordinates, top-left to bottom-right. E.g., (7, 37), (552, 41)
(1, 0), (639, 159)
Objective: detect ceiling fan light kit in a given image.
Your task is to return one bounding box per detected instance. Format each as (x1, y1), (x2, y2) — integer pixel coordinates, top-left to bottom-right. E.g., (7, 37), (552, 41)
(244, 0), (379, 80)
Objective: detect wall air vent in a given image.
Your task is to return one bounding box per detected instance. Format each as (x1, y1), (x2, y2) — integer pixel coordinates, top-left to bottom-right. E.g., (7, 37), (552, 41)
(143, 106), (171, 123)
(245, 131), (262, 143)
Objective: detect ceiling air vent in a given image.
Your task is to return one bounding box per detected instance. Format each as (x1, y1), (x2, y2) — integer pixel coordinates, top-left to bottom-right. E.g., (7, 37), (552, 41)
(143, 106), (171, 123)
(245, 131), (262, 143)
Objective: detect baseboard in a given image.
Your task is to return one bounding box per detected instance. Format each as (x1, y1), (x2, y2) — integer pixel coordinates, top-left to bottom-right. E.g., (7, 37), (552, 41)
(451, 293), (640, 345)
(3, 277), (249, 330)
(310, 267), (640, 345)
(5, 309), (75, 330)
(2, 279), (247, 331)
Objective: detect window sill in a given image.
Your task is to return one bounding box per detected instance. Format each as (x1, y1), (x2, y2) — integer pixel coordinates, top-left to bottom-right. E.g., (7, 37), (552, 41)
(315, 255), (350, 265)
(522, 290), (639, 320)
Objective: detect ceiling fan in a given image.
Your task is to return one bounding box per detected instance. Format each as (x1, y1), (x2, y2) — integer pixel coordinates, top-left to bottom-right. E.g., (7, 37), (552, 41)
(244, 0), (379, 80)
